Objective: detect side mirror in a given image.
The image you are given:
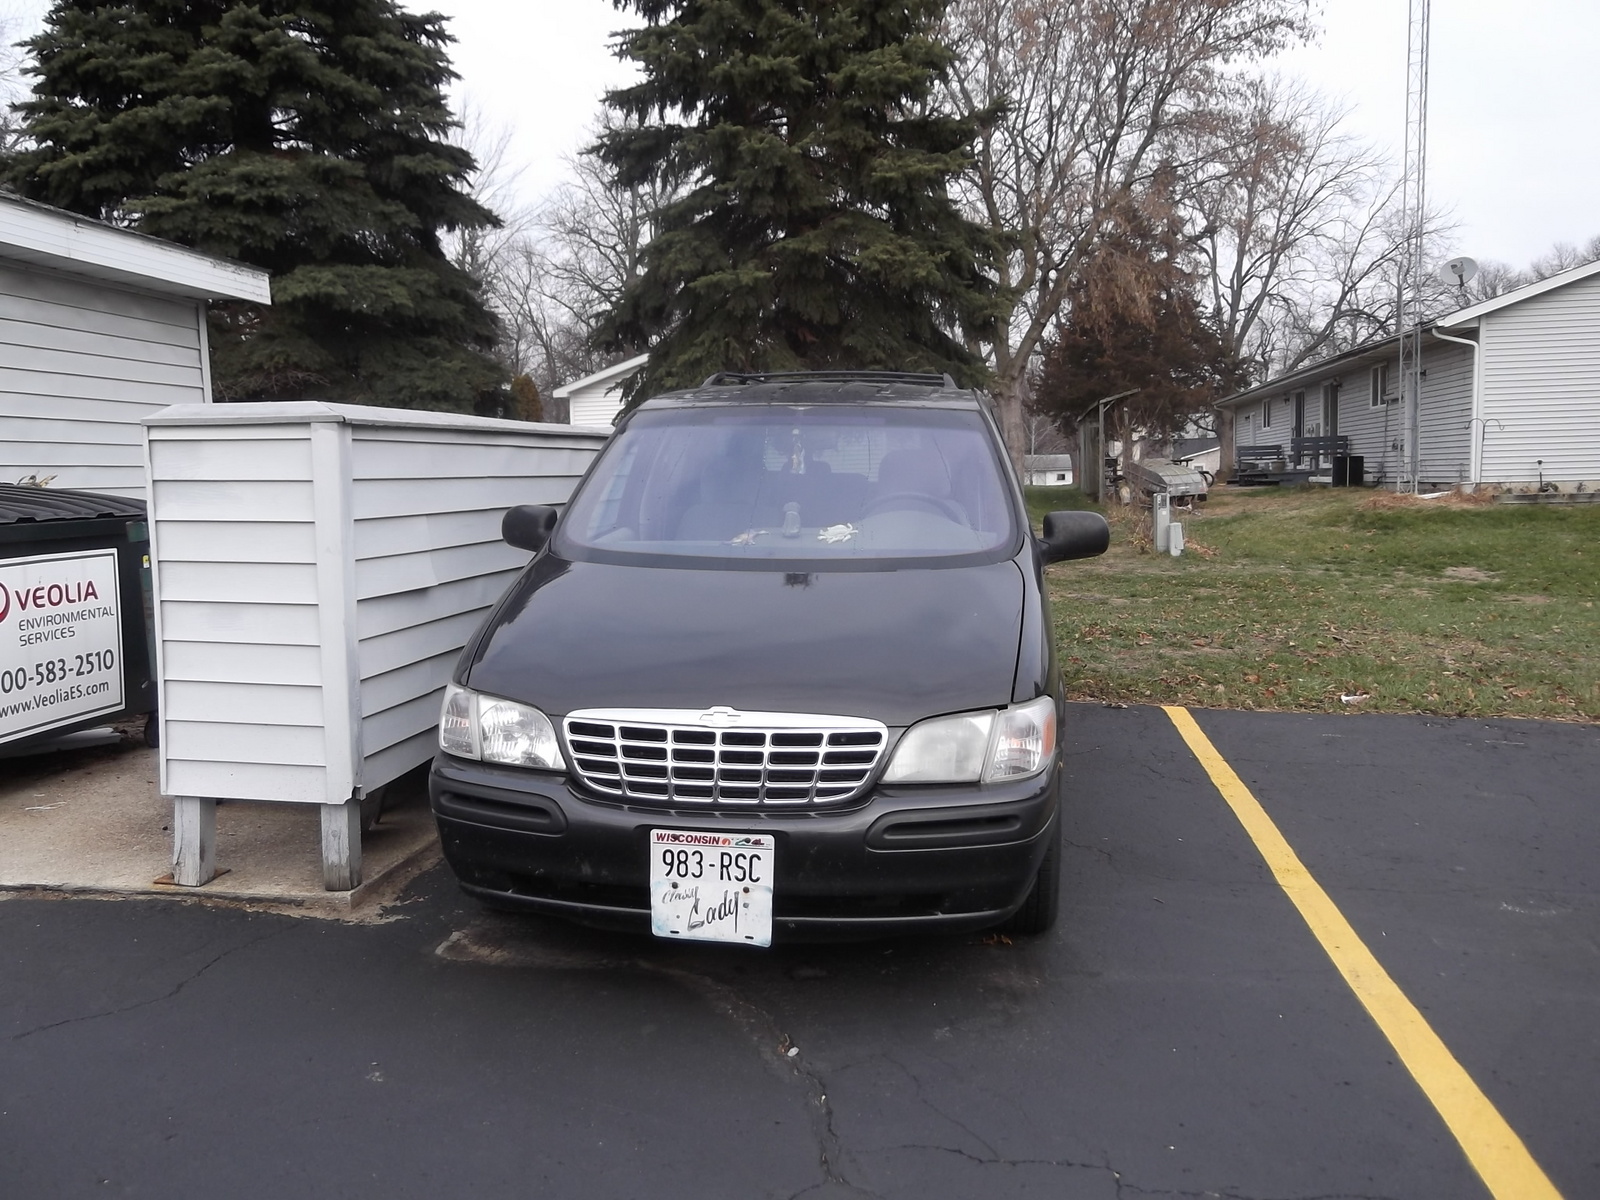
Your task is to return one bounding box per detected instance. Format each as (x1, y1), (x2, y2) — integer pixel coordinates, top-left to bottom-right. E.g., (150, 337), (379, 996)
(503, 504), (559, 553)
(1039, 510), (1110, 564)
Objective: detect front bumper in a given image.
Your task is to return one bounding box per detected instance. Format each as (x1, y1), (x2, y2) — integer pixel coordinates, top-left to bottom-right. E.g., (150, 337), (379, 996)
(428, 754), (1061, 941)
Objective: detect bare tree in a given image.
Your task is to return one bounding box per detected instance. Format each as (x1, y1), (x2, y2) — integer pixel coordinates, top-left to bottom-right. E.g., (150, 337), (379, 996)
(939, 0), (1313, 465)
(1454, 234), (1599, 306)
(535, 137), (668, 336)
(1183, 77), (1410, 381)
(488, 239), (606, 410)
(1461, 258), (1528, 302)
(442, 108), (674, 413)
(1529, 234), (1600, 280)
(445, 100), (531, 305)
(1022, 405), (1072, 455)
(499, 117), (684, 410)
(0, 12), (29, 157)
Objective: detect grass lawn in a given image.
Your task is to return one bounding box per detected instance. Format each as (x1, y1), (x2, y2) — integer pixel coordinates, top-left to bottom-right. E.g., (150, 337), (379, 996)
(1027, 484), (1600, 722)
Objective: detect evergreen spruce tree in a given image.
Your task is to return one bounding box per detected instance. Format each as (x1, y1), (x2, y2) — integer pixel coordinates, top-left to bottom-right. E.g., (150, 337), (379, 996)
(6, 0), (504, 412)
(597, 0), (999, 402)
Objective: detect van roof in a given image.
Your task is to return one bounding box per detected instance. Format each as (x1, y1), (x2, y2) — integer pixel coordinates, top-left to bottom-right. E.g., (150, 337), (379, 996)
(636, 370), (989, 412)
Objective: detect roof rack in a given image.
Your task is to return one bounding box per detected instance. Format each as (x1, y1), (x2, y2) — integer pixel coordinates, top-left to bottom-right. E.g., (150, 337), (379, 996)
(699, 370), (959, 390)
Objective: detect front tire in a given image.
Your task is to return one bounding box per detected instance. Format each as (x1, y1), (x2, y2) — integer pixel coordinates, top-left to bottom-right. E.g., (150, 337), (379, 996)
(998, 825), (1060, 935)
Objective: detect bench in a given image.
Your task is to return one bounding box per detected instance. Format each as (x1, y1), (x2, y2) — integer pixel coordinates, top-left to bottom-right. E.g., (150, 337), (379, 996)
(1230, 436), (1357, 486)
(1229, 443), (1286, 487)
(1289, 434), (1351, 466)
(1235, 443), (1284, 466)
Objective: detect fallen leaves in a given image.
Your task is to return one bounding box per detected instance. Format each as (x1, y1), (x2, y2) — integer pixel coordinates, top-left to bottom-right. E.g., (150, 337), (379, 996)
(1046, 487), (1598, 721)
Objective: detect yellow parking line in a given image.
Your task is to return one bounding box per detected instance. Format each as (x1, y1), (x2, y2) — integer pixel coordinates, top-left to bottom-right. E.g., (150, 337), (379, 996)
(1161, 705), (1563, 1200)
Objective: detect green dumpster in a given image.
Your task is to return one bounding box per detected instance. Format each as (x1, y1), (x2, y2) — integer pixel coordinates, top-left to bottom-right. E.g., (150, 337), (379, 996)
(0, 484), (157, 751)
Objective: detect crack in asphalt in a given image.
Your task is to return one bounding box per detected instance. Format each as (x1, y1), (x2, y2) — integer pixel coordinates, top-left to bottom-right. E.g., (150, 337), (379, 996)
(877, 1052), (1001, 1160)
(436, 924), (870, 1198)
(1138, 759), (1196, 785)
(655, 964), (860, 1196)
(1064, 837), (1116, 867)
(890, 1147), (1402, 1200)
(783, 1182), (883, 1200)
(435, 919), (1419, 1200)
(10, 925), (293, 1041)
(433, 923), (1430, 1200)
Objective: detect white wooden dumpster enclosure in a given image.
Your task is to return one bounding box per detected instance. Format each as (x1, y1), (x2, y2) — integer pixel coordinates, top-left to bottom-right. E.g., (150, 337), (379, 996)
(143, 402), (609, 889)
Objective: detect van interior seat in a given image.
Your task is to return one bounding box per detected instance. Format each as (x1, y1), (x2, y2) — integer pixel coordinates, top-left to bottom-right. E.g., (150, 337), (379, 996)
(870, 447), (969, 525)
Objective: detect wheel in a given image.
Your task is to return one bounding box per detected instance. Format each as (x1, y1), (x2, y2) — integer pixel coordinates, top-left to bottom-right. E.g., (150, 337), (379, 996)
(861, 491), (966, 522)
(999, 824), (1061, 935)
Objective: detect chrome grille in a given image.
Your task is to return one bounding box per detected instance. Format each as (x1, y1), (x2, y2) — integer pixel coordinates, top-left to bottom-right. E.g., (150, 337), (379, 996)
(563, 708), (888, 807)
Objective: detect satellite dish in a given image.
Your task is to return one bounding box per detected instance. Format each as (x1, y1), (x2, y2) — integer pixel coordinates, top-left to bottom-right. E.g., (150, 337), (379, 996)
(1442, 256), (1479, 288)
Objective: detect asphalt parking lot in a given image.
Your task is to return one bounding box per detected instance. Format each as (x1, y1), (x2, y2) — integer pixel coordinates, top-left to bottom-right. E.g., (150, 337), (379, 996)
(2, 703), (1596, 1200)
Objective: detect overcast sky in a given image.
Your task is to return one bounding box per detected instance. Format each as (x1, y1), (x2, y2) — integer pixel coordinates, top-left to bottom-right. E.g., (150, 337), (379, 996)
(1271, 0), (1600, 267)
(6, 0), (1597, 269)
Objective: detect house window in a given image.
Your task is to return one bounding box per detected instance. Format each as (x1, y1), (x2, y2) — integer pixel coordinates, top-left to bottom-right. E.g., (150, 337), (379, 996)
(1261, 399), (1272, 429)
(1369, 363), (1395, 407)
(1322, 381), (1340, 434)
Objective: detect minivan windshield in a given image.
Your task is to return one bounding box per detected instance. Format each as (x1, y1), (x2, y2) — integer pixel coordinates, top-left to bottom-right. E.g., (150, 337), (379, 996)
(558, 405), (1019, 566)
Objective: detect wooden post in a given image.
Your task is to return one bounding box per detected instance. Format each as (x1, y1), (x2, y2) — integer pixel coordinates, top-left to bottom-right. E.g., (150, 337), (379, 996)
(172, 796), (216, 886)
(1218, 405), (1236, 484)
(320, 800), (363, 891)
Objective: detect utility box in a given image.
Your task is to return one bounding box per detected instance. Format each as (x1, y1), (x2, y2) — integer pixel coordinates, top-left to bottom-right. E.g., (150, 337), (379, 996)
(1152, 491), (1171, 553)
(1332, 454), (1366, 487)
(0, 484), (156, 750)
(142, 402), (609, 889)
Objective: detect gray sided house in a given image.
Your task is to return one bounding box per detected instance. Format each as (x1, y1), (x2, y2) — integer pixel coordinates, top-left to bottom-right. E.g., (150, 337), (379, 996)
(1218, 258), (1600, 490)
(0, 195), (270, 499)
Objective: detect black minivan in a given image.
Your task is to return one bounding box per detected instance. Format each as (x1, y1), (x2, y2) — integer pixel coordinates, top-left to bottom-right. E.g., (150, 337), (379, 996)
(429, 371), (1108, 945)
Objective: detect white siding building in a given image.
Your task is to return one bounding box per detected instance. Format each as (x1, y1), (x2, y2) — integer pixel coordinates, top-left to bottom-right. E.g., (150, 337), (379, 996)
(1023, 454), (1074, 486)
(553, 353), (647, 427)
(1218, 258), (1600, 489)
(0, 195), (271, 498)
(144, 402), (608, 889)
(1455, 263), (1600, 484)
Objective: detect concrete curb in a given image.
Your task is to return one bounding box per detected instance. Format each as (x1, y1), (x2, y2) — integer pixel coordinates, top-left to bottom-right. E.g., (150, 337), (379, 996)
(0, 739), (446, 922)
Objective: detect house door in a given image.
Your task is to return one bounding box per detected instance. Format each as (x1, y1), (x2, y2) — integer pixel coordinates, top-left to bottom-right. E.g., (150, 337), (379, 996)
(1323, 381), (1340, 436)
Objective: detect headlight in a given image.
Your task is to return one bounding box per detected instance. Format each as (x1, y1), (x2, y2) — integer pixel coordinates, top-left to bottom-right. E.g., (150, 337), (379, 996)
(440, 685), (479, 758)
(438, 684), (565, 771)
(883, 711), (994, 783)
(883, 696), (1056, 785)
(984, 695), (1057, 781)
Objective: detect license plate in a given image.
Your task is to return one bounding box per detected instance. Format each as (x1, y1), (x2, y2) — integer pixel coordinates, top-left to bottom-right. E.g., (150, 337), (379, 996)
(649, 830), (775, 947)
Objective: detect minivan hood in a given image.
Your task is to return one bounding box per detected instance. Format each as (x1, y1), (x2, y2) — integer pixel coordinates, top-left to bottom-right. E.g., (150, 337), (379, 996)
(465, 556), (1025, 728)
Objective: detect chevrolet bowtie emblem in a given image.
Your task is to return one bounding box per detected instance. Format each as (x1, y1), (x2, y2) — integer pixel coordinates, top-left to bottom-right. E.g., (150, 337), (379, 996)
(697, 706), (742, 728)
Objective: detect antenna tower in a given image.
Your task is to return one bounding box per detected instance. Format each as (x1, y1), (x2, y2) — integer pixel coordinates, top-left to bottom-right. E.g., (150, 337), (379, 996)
(1397, 0), (1431, 491)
